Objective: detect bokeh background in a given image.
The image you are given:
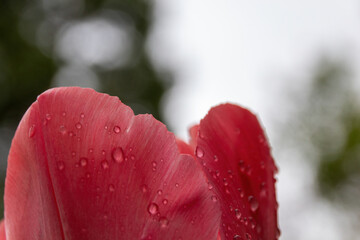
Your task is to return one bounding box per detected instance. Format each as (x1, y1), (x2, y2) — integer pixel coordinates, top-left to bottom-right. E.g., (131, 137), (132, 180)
(1, 0), (360, 239)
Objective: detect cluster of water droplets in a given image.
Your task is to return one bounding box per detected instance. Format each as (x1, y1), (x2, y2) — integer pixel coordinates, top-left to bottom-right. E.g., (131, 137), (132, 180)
(193, 129), (273, 240)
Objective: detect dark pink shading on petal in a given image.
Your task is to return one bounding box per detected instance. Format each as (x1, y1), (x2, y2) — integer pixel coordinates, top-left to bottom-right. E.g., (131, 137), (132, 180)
(193, 104), (279, 240)
(5, 87), (221, 240)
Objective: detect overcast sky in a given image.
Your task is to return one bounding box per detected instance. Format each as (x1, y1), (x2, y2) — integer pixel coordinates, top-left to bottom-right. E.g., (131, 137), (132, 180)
(149, 1), (360, 239)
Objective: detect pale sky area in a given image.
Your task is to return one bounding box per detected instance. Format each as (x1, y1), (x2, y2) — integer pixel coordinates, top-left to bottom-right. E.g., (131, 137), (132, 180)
(149, 0), (360, 239)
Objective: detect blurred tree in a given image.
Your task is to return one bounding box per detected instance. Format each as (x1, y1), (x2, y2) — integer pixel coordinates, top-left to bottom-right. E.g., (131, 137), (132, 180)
(288, 57), (360, 206)
(0, 0), (170, 218)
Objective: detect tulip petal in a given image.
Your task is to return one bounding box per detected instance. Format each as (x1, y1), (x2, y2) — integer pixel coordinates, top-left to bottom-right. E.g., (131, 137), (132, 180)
(193, 104), (279, 240)
(5, 87), (221, 240)
(0, 220), (6, 240)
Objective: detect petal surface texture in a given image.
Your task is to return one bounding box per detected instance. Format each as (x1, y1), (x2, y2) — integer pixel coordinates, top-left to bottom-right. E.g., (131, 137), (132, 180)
(193, 104), (279, 240)
(0, 220), (5, 240)
(4, 87), (220, 240)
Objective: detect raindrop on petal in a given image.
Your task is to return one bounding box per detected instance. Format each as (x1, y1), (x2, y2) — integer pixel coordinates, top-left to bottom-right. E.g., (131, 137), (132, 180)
(248, 196), (259, 212)
(108, 184), (115, 192)
(80, 158), (88, 167)
(159, 217), (169, 228)
(148, 203), (159, 215)
(211, 195), (218, 202)
(101, 160), (109, 170)
(28, 124), (36, 138)
(57, 161), (65, 171)
(195, 146), (204, 158)
(112, 147), (124, 163)
(113, 126), (121, 134)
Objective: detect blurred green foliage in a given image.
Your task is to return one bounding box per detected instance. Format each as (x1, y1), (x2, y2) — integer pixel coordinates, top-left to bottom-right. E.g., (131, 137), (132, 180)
(290, 57), (360, 206)
(0, 0), (170, 218)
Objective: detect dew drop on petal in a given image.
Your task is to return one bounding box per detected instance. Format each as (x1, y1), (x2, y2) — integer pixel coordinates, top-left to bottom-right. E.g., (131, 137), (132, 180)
(112, 147), (124, 163)
(211, 195), (218, 202)
(233, 235), (241, 240)
(75, 122), (82, 129)
(195, 146), (204, 158)
(159, 217), (169, 228)
(162, 199), (168, 205)
(113, 126), (121, 134)
(108, 184), (115, 192)
(57, 161), (65, 171)
(59, 125), (67, 135)
(235, 209), (241, 220)
(101, 160), (109, 170)
(28, 124), (36, 138)
(141, 184), (148, 193)
(148, 203), (159, 215)
(80, 113), (85, 118)
(157, 190), (163, 195)
(80, 158), (88, 167)
(248, 196), (259, 212)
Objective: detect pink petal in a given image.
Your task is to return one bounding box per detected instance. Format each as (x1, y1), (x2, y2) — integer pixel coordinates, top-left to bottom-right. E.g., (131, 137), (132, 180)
(192, 104), (279, 240)
(5, 87), (220, 240)
(0, 220), (6, 240)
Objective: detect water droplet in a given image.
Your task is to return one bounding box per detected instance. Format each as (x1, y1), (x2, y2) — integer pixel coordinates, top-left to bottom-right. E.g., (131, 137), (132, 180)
(208, 183), (213, 190)
(80, 158), (88, 167)
(159, 217), (169, 228)
(101, 160), (109, 170)
(113, 126), (121, 134)
(233, 235), (241, 240)
(62, 111), (66, 117)
(89, 148), (93, 153)
(45, 113), (51, 121)
(68, 131), (75, 137)
(214, 155), (218, 162)
(148, 203), (159, 215)
(211, 195), (218, 202)
(235, 209), (241, 219)
(108, 184), (115, 192)
(80, 113), (85, 118)
(112, 147), (124, 163)
(162, 199), (168, 205)
(175, 183), (179, 188)
(157, 190), (163, 195)
(86, 172), (91, 178)
(28, 124), (36, 138)
(248, 196), (259, 212)
(195, 147), (204, 158)
(238, 160), (245, 172)
(57, 161), (65, 171)
(276, 228), (281, 238)
(237, 188), (244, 198)
(75, 122), (82, 129)
(152, 161), (157, 167)
(141, 184), (148, 193)
(59, 125), (67, 135)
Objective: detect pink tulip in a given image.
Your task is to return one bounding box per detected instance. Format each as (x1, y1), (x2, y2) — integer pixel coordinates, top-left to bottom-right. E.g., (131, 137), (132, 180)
(1, 87), (279, 240)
